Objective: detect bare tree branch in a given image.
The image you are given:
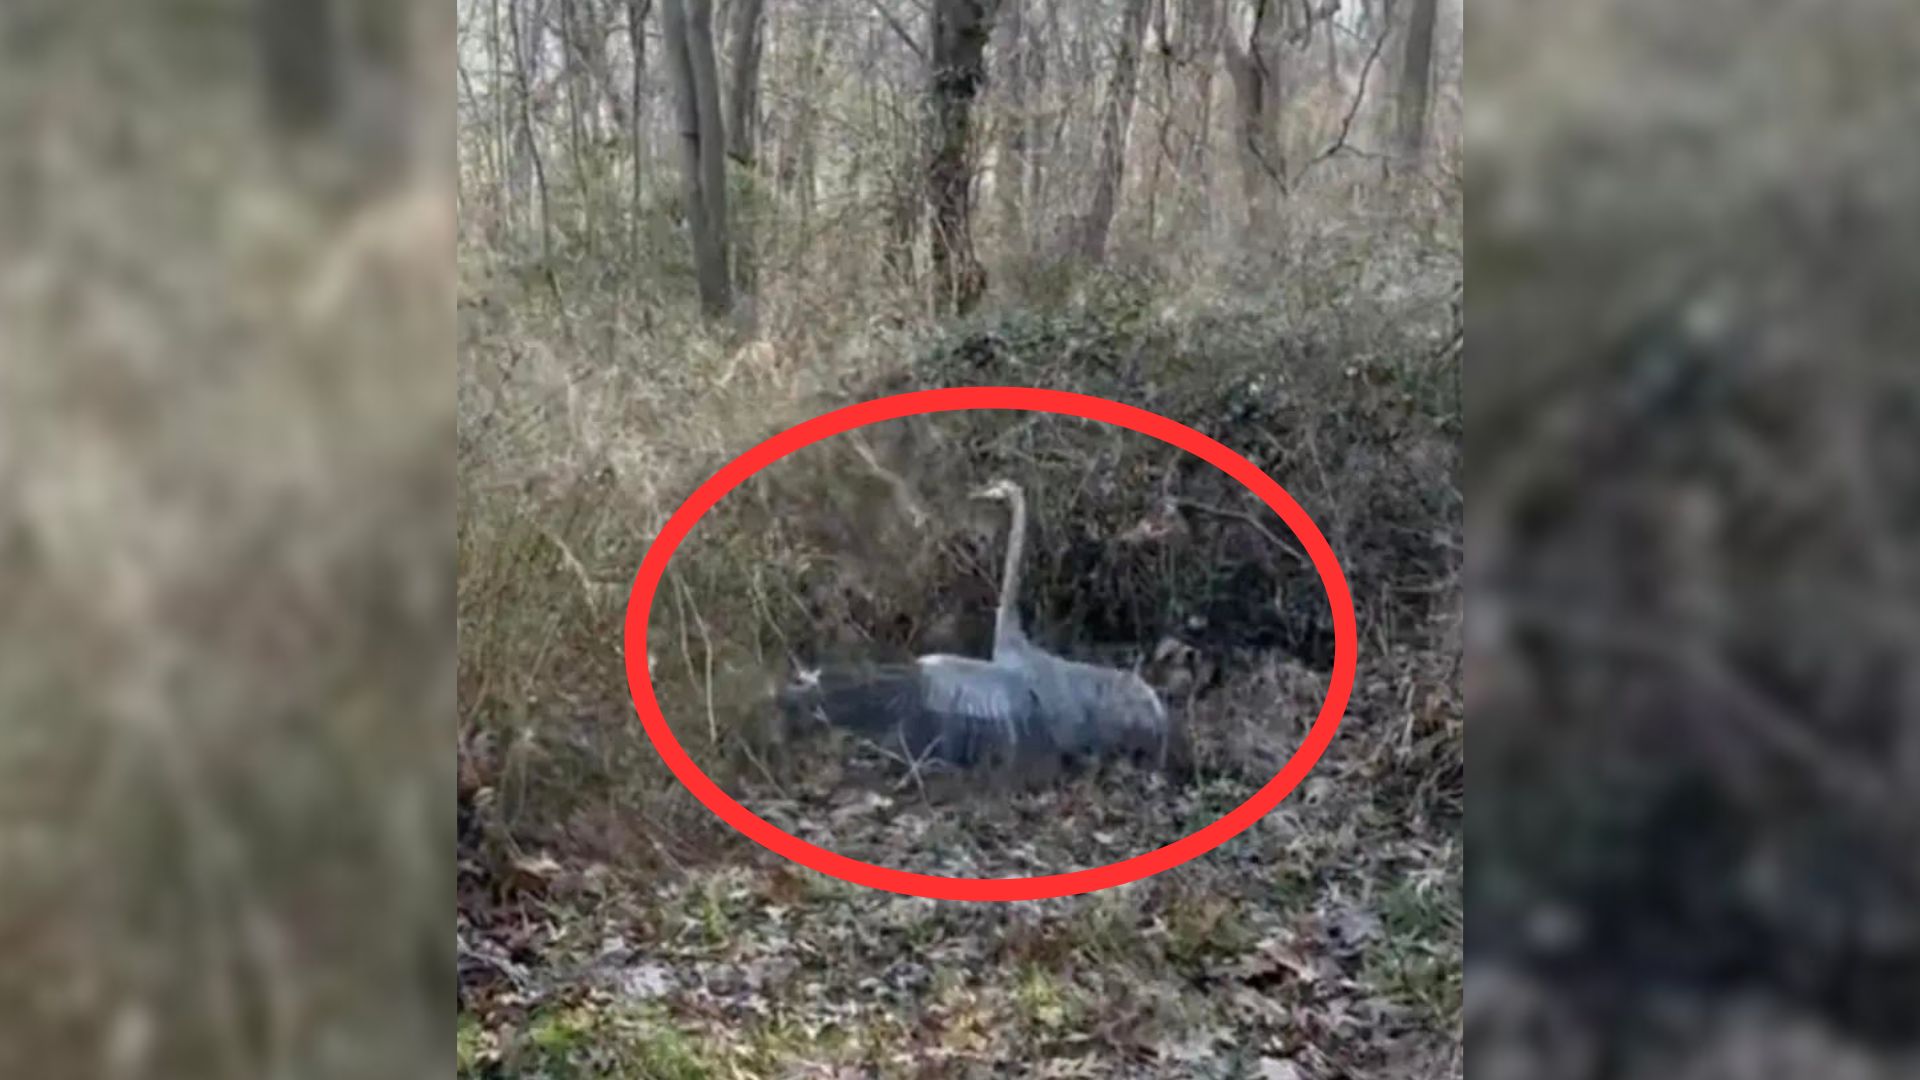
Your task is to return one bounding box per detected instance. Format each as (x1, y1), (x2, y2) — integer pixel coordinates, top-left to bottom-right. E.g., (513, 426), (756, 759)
(867, 0), (925, 61)
(1292, 13), (1393, 183)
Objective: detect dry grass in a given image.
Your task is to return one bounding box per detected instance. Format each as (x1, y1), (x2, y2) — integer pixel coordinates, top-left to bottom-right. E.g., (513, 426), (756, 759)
(0, 7), (452, 1077)
(1469, 0), (1920, 1073)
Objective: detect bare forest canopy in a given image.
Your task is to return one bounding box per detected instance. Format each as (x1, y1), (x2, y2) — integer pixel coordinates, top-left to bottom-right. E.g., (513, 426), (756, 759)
(456, 0), (1461, 322)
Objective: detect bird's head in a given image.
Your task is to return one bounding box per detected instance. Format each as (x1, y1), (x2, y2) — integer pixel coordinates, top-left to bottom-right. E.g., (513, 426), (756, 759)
(969, 478), (1023, 502)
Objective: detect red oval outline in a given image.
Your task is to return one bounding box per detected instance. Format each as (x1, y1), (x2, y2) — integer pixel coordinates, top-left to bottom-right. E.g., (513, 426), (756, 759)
(623, 387), (1356, 901)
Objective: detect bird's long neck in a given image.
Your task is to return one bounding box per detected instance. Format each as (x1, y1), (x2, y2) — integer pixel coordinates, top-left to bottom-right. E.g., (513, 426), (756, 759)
(995, 488), (1029, 649)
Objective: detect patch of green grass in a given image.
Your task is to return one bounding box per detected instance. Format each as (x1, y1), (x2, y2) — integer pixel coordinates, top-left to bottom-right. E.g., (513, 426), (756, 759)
(1165, 895), (1256, 967)
(479, 1001), (721, 1080)
(1061, 892), (1152, 966)
(694, 886), (732, 948)
(625, 1023), (714, 1080)
(666, 867), (761, 949)
(1380, 876), (1457, 941)
(456, 1013), (497, 1077)
(526, 1004), (597, 1055)
(724, 1014), (850, 1073)
(1269, 864), (1318, 914)
(1013, 965), (1088, 1032)
(1361, 878), (1463, 1025)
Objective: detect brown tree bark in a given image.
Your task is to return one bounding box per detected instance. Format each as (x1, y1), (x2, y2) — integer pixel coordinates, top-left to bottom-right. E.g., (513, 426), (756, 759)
(637, 0), (660, 265)
(726, 0), (767, 166)
(1224, 0), (1285, 229)
(560, 0), (597, 240)
(508, 0), (556, 266)
(927, 0), (997, 314)
(1395, 0), (1437, 162)
(776, 11), (828, 222)
(1025, 0), (1053, 227)
(687, 0), (729, 239)
(1145, 0), (1172, 241)
(1185, 0), (1220, 202)
(994, 0), (1028, 243)
(1077, 0), (1150, 260)
(661, 0), (733, 315)
(868, 15), (921, 284)
(561, 0), (621, 137)
(628, 0), (652, 264)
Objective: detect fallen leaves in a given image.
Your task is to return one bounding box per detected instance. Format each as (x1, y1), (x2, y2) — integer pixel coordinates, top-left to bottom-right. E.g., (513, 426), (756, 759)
(457, 654), (1462, 1078)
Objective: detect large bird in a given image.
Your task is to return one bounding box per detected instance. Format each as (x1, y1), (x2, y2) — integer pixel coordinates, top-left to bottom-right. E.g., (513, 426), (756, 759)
(779, 478), (1184, 779)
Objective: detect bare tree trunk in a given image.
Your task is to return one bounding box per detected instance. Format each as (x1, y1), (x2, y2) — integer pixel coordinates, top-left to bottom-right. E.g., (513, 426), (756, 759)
(1145, 0), (1171, 243)
(994, 0), (1027, 243)
(868, 18), (920, 284)
(491, 0), (519, 235)
(561, 0), (620, 135)
(561, 0), (597, 246)
(884, 113), (921, 285)
(777, 11), (828, 223)
(1224, 0), (1284, 230)
(725, 0), (767, 166)
(724, 0), (765, 293)
(927, 0), (996, 313)
(628, 0), (652, 264)
(577, 0), (633, 130)
(1062, 4), (1097, 194)
(1395, 0), (1437, 163)
(509, 0), (556, 268)
(688, 0), (729, 243)
(1324, 1), (1340, 83)
(1024, 0), (1052, 245)
(661, 0), (733, 315)
(1077, 0), (1149, 261)
(1186, 0), (1220, 217)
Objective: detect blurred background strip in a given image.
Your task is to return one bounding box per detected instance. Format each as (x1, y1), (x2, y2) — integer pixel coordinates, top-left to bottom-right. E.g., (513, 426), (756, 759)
(0, 1), (453, 1077)
(1470, 0), (1920, 1076)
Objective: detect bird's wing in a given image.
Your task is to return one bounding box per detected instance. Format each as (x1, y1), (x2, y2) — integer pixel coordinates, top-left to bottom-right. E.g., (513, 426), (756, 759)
(781, 657), (1034, 766)
(1030, 653), (1167, 750)
(915, 655), (1034, 761)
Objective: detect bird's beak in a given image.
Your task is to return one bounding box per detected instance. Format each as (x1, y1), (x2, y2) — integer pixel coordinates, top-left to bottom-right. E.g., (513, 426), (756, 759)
(967, 485), (994, 500)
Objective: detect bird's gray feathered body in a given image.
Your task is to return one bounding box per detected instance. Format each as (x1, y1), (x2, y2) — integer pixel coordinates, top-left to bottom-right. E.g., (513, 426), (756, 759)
(777, 656), (1036, 768)
(777, 652), (1174, 774)
(778, 478), (1184, 780)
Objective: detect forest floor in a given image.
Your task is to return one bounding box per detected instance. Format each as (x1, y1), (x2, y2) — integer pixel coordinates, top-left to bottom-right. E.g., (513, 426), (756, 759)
(458, 643), (1460, 1079)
